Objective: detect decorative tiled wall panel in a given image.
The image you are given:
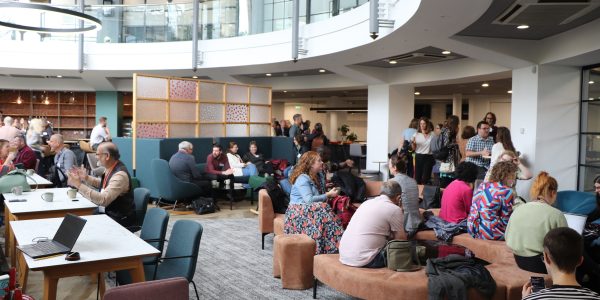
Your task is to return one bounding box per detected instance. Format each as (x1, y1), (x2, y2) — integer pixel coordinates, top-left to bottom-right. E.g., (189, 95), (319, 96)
(226, 104), (248, 123)
(169, 102), (197, 122)
(199, 124), (224, 137)
(249, 105), (270, 123)
(137, 123), (167, 138)
(169, 124), (197, 137)
(199, 103), (224, 122)
(226, 85), (248, 103)
(169, 80), (197, 100)
(199, 82), (224, 102)
(250, 87), (270, 104)
(226, 124), (248, 137)
(136, 100), (168, 122)
(137, 77), (167, 99)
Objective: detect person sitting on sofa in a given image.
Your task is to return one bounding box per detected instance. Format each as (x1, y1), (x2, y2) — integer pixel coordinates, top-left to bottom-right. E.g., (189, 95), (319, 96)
(506, 172), (567, 274)
(205, 144), (235, 198)
(389, 155), (421, 238)
(522, 227), (600, 299)
(226, 142), (258, 187)
(339, 180), (404, 268)
(439, 161), (479, 224)
(467, 160), (518, 240)
(285, 151), (343, 254)
(169, 141), (210, 193)
(242, 141), (274, 176)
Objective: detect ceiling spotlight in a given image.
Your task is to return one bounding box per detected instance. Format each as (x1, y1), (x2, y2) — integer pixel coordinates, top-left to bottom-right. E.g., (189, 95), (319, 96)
(517, 25), (529, 30)
(283, 90), (287, 93)
(265, 73), (272, 77)
(507, 90), (512, 94)
(589, 80), (595, 84)
(414, 91), (421, 95)
(589, 97), (595, 100)
(441, 50), (451, 55)
(481, 83), (489, 87)
(56, 75), (62, 78)
(192, 75), (198, 79)
(319, 69), (326, 73)
(388, 60), (398, 65)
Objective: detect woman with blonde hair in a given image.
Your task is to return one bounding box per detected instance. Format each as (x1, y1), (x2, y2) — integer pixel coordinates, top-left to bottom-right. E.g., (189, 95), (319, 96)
(505, 172), (567, 273)
(285, 151), (343, 254)
(484, 150), (532, 183)
(468, 161), (518, 240)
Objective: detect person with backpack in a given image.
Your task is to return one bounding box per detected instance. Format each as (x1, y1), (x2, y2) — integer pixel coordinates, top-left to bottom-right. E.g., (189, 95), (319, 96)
(435, 115), (461, 188)
(306, 122), (329, 152)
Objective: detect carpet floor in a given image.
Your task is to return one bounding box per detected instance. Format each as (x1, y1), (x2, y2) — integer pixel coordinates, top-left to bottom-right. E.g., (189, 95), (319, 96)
(179, 217), (355, 299)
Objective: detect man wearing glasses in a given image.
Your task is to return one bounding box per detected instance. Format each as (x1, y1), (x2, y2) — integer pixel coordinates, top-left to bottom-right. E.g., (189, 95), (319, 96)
(465, 121), (495, 179)
(67, 142), (135, 228)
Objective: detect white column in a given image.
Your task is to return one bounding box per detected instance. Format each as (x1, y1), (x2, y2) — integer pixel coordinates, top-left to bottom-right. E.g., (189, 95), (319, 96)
(511, 64), (580, 195)
(452, 93), (462, 118)
(366, 84), (414, 172)
(328, 112), (339, 141)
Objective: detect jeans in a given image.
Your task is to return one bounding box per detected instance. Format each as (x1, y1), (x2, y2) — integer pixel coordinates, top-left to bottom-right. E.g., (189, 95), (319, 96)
(364, 247), (387, 268)
(242, 164), (258, 176)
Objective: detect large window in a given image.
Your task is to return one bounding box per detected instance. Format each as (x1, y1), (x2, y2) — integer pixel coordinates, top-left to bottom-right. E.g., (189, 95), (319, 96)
(578, 65), (600, 191)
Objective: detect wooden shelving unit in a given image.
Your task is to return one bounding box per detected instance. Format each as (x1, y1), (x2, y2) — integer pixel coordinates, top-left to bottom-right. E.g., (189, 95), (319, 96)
(0, 90), (96, 140)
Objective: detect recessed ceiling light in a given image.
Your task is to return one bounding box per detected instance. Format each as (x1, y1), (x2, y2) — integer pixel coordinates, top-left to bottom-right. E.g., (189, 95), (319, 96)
(388, 60), (398, 64)
(414, 91), (421, 95)
(481, 83), (489, 87)
(283, 90), (287, 93)
(56, 75), (62, 78)
(265, 73), (272, 77)
(589, 80), (595, 84)
(507, 90), (512, 94)
(590, 97), (595, 100)
(441, 50), (451, 55)
(192, 75), (198, 79)
(319, 69), (326, 73)
(517, 25), (529, 30)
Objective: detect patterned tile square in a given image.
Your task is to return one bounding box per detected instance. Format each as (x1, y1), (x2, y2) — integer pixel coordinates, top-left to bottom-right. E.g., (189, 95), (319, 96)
(136, 123), (167, 138)
(226, 104), (248, 123)
(170, 79), (197, 100)
(200, 103), (225, 122)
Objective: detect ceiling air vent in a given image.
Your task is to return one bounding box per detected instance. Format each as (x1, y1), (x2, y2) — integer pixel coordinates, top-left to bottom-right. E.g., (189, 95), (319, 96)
(494, 0), (600, 26)
(8, 74), (46, 79)
(386, 53), (450, 65)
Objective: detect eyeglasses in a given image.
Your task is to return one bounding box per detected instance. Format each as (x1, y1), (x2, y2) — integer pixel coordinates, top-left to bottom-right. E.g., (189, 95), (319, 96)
(480, 127), (490, 131)
(95, 152), (108, 157)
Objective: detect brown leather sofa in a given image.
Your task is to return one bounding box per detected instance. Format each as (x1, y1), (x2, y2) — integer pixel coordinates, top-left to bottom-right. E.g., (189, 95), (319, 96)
(259, 180), (383, 250)
(313, 227), (549, 300)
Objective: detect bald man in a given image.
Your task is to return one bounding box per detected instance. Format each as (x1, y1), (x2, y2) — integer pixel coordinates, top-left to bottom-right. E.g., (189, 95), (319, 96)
(48, 134), (77, 186)
(68, 142), (135, 228)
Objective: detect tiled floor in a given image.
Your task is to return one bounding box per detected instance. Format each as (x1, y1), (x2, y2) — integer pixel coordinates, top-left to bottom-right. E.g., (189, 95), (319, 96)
(11, 198), (257, 299)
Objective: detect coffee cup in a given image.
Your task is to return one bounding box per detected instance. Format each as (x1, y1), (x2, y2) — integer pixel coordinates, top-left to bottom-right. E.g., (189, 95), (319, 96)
(26, 169), (35, 176)
(11, 186), (23, 196)
(41, 192), (54, 202)
(67, 188), (77, 199)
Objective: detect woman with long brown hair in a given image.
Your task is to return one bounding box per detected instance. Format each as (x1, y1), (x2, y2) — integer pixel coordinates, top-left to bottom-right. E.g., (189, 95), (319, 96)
(411, 117), (434, 184)
(489, 126), (516, 173)
(285, 151), (343, 254)
(438, 115), (461, 187)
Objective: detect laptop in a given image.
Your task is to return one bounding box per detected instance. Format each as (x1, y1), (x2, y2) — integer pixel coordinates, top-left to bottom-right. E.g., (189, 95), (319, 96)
(564, 213), (587, 235)
(17, 214), (87, 259)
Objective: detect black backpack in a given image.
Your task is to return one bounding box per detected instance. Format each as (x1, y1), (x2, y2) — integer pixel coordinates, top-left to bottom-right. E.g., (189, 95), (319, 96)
(264, 180), (289, 214)
(193, 197), (216, 215)
(432, 132), (449, 161)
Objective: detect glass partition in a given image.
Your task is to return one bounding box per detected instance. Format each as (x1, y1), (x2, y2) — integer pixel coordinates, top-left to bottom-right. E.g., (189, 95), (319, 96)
(0, 0), (366, 44)
(578, 65), (600, 191)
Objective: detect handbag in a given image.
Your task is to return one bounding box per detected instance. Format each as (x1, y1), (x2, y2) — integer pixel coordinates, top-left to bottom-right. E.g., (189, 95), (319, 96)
(0, 169), (36, 193)
(192, 197), (216, 215)
(385, 240), (421, 272)
(439, 162), (455, 173)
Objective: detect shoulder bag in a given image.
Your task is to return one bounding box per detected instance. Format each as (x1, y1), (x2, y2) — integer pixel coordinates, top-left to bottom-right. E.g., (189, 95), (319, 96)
(385, 240), (422, 272)
(0, 169), (37, 193)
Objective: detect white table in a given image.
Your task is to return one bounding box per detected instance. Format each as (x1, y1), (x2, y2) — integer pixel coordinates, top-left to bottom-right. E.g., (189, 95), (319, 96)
(26, 173), (52, 187)
(11, 215), (160, 300)
(3, 188), (98, 267)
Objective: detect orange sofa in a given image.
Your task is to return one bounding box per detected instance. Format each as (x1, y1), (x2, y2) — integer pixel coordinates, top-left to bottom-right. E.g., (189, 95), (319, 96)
(313, 228), (548, 300)
(259, 180), (383, 250)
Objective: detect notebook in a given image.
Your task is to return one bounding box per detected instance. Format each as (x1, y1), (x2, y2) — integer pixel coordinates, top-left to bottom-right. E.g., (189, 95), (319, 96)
(17, 214), (87, 259)
(564, 213), (587, 235)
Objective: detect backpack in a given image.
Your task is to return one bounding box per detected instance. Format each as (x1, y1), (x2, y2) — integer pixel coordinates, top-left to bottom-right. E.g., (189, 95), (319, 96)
(311, 136), (325, 151)
(193, 197), (216, 215)
(432, 132), (449, 161)
(264, 180), (289, 214)
(331, 172), (367, 203)
(327, 195), (355, 229)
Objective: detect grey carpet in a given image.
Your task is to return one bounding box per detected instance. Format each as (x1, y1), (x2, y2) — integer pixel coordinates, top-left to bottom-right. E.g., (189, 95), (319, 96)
(169, 217), (356, 300)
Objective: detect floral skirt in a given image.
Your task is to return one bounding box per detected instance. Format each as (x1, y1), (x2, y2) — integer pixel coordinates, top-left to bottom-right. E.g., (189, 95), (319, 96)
(284, 202), (344, 254)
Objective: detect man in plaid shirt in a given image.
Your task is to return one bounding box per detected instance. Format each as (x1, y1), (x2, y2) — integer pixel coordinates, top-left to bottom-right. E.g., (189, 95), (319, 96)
(465, 121), (494, 179)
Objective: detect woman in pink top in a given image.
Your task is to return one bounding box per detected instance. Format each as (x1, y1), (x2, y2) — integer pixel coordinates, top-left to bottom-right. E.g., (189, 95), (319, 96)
(439, 162), (478, 223)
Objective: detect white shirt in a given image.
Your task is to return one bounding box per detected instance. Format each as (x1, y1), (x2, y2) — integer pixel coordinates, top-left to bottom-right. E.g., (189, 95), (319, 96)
(413, 132), (432, 154)
(90, 124), (108, 146)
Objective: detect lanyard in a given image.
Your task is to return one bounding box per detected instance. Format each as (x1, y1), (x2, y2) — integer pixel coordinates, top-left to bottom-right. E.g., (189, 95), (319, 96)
(102, 161), (118, 190)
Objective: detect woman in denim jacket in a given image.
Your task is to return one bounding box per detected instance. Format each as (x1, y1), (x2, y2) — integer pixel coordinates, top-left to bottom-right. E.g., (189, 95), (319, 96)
(285, 151), (343, 254)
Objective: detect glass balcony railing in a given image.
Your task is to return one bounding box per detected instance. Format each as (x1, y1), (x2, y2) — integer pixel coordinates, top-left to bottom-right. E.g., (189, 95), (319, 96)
(0, 0), (368, 44)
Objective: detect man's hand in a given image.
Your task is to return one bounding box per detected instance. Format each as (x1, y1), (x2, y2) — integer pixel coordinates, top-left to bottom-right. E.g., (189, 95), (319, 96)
(481, 149), (491, 156)
(344, 159), (355, 168)
(70, 165), (88, 182)
(223, 168), (234, 175)
(67, 171), (82, 189)
(522, 281), (532, 299)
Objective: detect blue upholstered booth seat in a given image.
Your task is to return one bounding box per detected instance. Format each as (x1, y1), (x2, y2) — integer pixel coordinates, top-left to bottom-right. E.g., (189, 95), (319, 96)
(113, 137), (294, 197)
(555, 190), (596, 215)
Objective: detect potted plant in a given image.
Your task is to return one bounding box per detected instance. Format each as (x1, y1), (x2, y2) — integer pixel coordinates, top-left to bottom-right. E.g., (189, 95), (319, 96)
(346, 132), (358, 143)
(338, 124), (350, 137)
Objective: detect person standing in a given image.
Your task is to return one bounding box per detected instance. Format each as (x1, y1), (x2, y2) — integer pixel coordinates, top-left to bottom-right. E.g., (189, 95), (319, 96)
(411, 117), (435, 185)
(90, 116), (111, 150)
(67, 142), (136, 228)
(0, 117), (21, 141)
(483, 112), (498, 142)
(288, 114), (303, 138)
(465, 121), (495, 179)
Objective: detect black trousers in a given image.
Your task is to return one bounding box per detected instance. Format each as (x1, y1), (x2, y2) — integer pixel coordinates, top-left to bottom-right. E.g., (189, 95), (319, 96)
(514, 254), (547, 274)
(415, 154), (434, 185)
(476, 166), (488, 180)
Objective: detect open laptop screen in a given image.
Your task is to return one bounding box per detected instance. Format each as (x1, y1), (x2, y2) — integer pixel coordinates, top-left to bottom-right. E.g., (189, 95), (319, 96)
(564, 213), (587, 235)
(53, 214), (87, 249)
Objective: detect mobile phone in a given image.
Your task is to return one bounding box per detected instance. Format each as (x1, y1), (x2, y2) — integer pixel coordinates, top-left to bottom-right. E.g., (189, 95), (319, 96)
(530, 276), (545, 293)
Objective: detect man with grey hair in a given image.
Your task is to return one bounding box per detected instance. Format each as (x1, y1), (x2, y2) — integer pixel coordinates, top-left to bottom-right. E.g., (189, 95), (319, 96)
(169, 141), (209, 191)
(0, 116), (21, 141)
(339, 180), (405, 268)
(48, 134), (77, 186)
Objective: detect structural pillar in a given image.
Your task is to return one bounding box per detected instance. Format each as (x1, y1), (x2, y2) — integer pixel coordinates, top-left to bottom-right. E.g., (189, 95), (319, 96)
(366, 84), (414, 173)
(95, 91), (123, 137)
(511, 64), (580, 194)
(452, 93), (462, 119)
